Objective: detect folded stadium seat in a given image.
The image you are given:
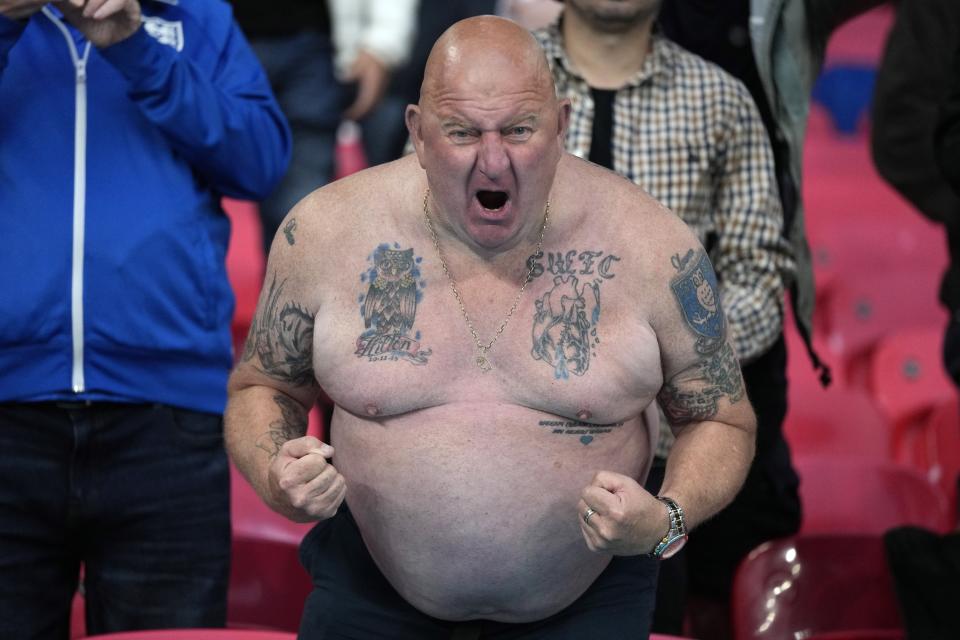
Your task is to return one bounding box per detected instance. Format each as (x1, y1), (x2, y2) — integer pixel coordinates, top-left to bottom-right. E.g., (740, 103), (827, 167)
(815, 271), (947, 387)
(228, 534), (312, 632)
(895, 396), (960, 525)
(223, 198), (266, 359)
(731, 534), (903, 640)
(229, 465), (314, 631)
(783, 384), (890, 460)
(807, 216), (947, 322)
(869, 327), (957, 459)
(84, 630), (294, 639)
(793, 454), (952, 535)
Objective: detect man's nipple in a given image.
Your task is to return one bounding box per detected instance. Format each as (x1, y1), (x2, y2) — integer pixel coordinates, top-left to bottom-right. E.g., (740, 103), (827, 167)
(577, 409), (592, 422)
(365, 403), (381, 417)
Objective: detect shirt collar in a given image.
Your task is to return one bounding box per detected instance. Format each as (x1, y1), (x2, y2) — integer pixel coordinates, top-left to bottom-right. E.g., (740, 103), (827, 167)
(540, 14), (675, 89)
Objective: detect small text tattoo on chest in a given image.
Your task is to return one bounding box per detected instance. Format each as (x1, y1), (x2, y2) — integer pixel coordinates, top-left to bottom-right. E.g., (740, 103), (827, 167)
(538, 419), (624, 445)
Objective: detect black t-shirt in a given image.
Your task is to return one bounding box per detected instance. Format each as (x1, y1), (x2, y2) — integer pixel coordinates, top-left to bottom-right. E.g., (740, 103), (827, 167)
(231, 0), (330, 39)
(588, 88), (616, 170)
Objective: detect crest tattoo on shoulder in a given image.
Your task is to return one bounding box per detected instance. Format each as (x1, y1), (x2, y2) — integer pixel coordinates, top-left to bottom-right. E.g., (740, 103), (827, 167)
(659, 250), (745, 424)
(669, 249), (725, 355)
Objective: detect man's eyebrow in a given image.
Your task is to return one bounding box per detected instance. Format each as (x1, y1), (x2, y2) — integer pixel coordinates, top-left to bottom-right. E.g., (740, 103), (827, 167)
(440, 119), (475, 130)
(504, 114), (539, 127)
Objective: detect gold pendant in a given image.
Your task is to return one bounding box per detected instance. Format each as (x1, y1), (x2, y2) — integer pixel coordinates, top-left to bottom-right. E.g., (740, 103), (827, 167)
(476, 353), (492, 372)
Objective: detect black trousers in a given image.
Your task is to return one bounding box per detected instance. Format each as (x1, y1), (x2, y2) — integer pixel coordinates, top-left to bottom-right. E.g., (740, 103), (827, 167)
(0, 402), (230, 640)
(298, 506), (660, 639)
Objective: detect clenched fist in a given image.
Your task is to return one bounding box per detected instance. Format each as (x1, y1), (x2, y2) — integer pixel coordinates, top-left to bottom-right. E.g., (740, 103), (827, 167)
(268, 435), (347, 523)
(577, 470), (670, 556)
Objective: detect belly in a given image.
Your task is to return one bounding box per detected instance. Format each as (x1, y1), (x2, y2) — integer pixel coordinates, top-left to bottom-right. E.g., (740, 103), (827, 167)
(330, 402), (653, 622)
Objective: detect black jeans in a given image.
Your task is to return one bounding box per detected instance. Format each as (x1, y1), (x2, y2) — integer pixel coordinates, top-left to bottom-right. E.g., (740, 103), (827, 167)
(0, 402), (230, 639)
(298, 506), (660, 639)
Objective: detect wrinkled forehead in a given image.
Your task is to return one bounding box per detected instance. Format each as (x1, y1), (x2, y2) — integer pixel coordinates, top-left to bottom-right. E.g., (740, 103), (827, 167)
(423, 44), (556, 121)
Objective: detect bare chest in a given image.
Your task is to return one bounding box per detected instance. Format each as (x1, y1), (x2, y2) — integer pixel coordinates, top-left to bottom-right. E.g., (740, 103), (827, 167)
(312, 242), (662, 424)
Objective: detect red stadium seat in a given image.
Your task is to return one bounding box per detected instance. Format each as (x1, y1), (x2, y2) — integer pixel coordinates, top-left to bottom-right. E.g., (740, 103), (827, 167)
(231, 466), (312, 546)
(223, 198), (266, 359)
(808, 215), (946, 294)
(870, 327), (956, 446)
(732, 534), (902, 640)
(895, 397), (960, 523)
(815, 272), (946, 387)
(228, 535), (312, 632)
(85, 631), (294, 639)
(794, 455), (951, 535)
(229, 467), (314, 631)
(783, 386), (890, 459)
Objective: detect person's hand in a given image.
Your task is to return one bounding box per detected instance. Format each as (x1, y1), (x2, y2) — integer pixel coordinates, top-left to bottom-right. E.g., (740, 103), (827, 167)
(0, 0), (48, 20)
(268, 436), (346, 523)
(58, 0), (141, 48)
(577, 470), (670, 555)
(343, 48), (390, 121)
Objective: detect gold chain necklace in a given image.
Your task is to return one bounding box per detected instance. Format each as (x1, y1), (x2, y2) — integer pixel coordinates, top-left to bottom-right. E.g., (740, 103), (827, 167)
(423, 188), (550, 372)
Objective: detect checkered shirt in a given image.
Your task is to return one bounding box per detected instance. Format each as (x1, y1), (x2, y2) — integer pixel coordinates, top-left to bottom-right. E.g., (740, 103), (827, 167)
(534, 22), (795, 368)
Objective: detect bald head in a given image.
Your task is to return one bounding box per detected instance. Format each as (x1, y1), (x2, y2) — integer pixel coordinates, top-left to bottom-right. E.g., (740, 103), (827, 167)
(420, 15), (556, 106)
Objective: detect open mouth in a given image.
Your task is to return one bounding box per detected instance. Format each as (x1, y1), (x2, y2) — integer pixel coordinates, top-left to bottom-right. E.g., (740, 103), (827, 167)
(476, 190), (509, 211)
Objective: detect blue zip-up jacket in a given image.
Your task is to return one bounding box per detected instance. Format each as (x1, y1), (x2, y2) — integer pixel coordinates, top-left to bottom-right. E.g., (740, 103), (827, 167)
(0, 1), (291, 414)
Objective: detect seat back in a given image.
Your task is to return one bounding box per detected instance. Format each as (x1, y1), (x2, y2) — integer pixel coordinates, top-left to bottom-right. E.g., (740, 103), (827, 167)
(784, 387), (890, 459)
(228, 535), (313, 632)
(898, 397), (960, 522)
(816, 272), (946, 386)
(795, 455), (950, 534)
(870, 327), (956, 446)
(732, 534), (902, 640)
(228, 467), (314, 631)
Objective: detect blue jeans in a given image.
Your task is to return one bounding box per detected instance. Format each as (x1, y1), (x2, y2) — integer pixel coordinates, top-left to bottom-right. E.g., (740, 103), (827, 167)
(0, 402), (230, 639)
(251, 31), (344, 255)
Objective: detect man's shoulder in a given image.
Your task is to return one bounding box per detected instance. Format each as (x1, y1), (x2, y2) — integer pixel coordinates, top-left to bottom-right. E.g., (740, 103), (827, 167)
(659, 37), (755, 105)
(556, 154), (692, 245)
(285, 157), (423, 244)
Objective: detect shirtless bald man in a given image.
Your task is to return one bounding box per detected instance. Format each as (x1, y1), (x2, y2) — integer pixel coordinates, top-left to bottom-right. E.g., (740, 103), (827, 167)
(226, 15), (756, 639)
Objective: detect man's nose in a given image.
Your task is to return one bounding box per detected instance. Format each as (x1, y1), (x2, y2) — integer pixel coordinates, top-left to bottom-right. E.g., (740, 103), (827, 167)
(477, 132), (510, 180)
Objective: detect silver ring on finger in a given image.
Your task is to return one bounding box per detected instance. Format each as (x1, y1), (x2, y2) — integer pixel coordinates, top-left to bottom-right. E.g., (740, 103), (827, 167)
(583, 507), (597, 524)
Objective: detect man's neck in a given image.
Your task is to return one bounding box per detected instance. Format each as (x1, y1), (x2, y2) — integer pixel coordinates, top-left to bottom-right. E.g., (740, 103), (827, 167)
(561, 12), (654, 90)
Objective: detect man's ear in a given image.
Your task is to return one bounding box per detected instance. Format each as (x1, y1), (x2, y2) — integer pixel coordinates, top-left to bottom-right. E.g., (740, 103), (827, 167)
(556, 98), (571, 143)
(405, 104), (427, 169)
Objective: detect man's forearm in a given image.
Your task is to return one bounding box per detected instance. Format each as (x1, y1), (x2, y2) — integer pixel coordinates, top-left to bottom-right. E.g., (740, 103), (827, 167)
(224, 382), (312, 511)
(656, 417), (756, 531)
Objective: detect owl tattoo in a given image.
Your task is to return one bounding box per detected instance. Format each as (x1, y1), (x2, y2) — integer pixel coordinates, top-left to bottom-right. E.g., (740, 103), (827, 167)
(363, 248), (417, 336)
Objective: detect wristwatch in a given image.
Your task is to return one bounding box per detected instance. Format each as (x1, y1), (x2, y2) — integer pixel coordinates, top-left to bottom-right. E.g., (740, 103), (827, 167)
(650, 496), (688, 559)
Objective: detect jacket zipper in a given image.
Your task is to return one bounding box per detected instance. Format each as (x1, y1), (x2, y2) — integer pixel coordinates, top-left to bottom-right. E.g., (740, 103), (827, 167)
(44, 8), (91, 393)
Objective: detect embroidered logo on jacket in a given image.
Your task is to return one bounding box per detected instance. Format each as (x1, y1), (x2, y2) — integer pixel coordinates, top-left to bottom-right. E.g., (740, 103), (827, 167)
(143, 16), (184, 51)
